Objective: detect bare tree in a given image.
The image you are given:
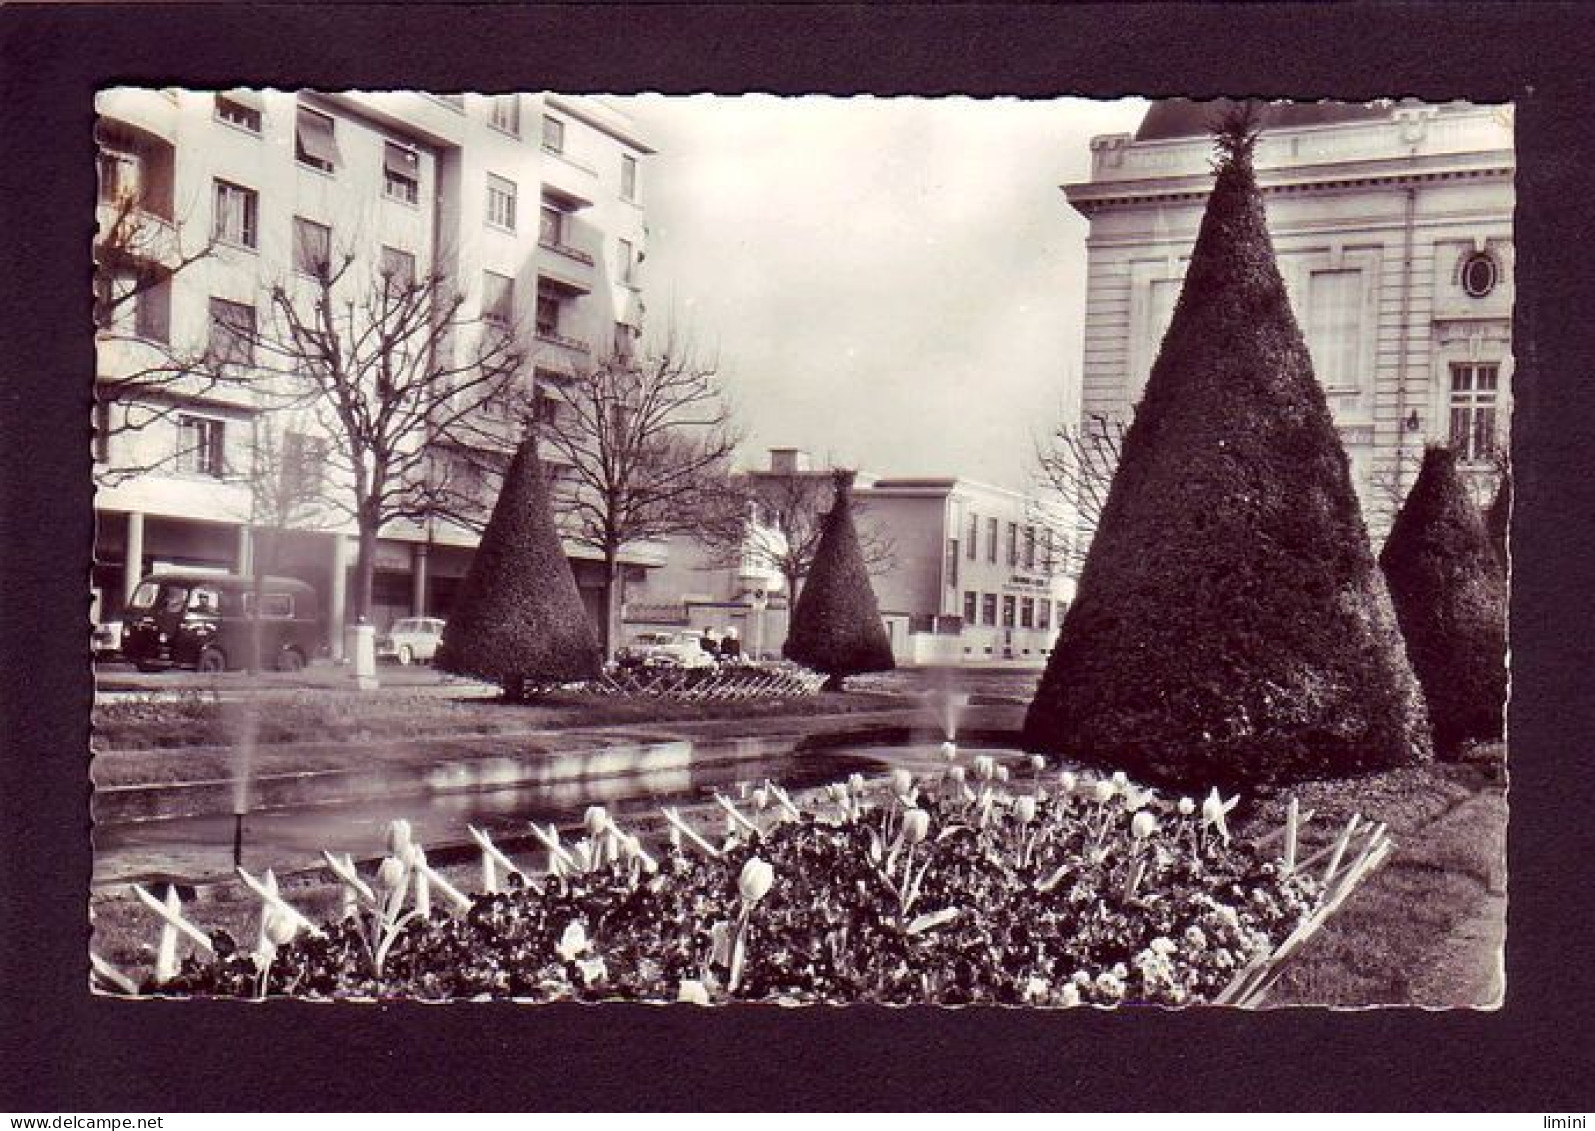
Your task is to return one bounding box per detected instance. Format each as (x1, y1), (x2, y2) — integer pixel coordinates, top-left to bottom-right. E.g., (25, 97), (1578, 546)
(703, 466), (896, 607)
(536, 331), (742, 654)
(92, 170), (232, 485)
(1034, 411), (1126, 569)
(251, 251), (529, 626)
(238, 411), (337, 672)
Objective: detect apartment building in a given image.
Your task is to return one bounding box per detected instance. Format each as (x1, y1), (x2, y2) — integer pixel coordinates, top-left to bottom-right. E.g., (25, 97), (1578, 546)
(93, 89), (654, 653)
(624, 450), (1075, 665)
(1063, 99), (1514, 543)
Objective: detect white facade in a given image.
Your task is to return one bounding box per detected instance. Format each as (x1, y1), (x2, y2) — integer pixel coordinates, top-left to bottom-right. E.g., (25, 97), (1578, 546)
(1064, 100), (1514, 541)
(623, 452), (1076, 666)
(94, 89), (654, 647)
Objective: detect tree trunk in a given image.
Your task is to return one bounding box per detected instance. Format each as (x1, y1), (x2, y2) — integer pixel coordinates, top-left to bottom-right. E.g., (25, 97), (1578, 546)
(601, 550), (623, 659)
(353, 518), (378, 626)
(246, 526), (274, 675)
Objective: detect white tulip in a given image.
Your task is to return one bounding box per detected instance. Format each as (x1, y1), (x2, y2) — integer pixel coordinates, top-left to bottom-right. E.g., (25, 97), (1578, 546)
(1131, 811), (1158, 840)
(1014, 796), (1038, 825)
(583, 805), (609, 838)
(677, 979), (711, 1006)
(900, 808), (931, 845)
(738, 856), (775, 905)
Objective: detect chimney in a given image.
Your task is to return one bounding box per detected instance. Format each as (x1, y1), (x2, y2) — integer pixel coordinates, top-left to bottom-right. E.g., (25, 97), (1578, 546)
(768, 448), (811, 474)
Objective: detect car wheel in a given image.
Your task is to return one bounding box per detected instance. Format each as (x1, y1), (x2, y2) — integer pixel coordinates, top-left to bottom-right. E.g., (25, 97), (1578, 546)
(197, 647), (227, 674)
(276, 647), (306, 673)
(397, 645), (413, 666)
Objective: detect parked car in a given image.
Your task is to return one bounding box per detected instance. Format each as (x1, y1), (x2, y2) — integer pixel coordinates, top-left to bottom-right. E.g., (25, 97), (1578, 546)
(617, 630), (715, 670)
(377, 617), (446, 665)
(92, 619), (124, 660)
(119, 572), (321, 673)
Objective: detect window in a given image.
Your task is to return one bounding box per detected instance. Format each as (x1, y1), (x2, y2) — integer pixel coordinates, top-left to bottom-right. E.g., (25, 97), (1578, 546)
(292, 216), (331, 277)
(104, 270), (171, 343)
(535, 284), (561, 337)
(986, 517), (998, 564)
(1020, 598), (1035, 628)
(539, 204), (564, 247)
(966, 513), (979, 560)
(981, 593), (998, 627)
(208, 298), (254, 364)
(613, 321), (635, 359)
(1449, 363), (1500, 463)
(214, 93), (262, 133)
(244, 592), (295, 619)
(282, 430), (328, 498)
(963, 591), (978, 623)
(621, 153), (638, 202)
(542, 115), (565, 154)
(489, 95), (522, 136)
(945, 539), (959, 589)
(618, 238), (636, 285)
(1462, 251), (1499, 299)
(486, 174), (517, 231)
(1002, 596), (1017, 628)
(383, 142), (419, 204)
(176, 415), (226, 478)
(533, 386), (561, 428)
(1057, 601), (1069, 627)
(1007, 523), (1019, 567)
(1306, 269), (1364, 391)
(482, 271), (514, 327)
(1024, 526), (1036, 570)
(97, 147), (140, 204)
(1037, 599), (1051, 631)
(380, 246), (416, 290)
(211, 179), (258, 248)
(295, 107), (341, 173)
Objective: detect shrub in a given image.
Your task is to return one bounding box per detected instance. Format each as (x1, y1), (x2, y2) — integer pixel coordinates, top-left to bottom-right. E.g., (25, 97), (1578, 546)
(1023, 111), (1432, 789)
(1485, 469), (1510, 572)
(783, 470), (895, 689)
(435, 438), (602, 697)
(1379, 446), (1507, 757)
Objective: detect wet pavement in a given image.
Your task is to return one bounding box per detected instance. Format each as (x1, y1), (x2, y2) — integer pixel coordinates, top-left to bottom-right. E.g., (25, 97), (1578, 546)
(92, 728), (1034, 889)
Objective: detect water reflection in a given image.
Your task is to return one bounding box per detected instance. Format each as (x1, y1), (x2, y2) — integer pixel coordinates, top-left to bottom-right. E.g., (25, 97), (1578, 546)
(94, 731), (1034, 886)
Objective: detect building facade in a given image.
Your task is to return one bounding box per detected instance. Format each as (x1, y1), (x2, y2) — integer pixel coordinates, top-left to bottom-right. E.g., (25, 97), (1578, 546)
(622, 451), (1076, 666)
(1063, 99), (1514, 542)
(93, 89), (655, 652)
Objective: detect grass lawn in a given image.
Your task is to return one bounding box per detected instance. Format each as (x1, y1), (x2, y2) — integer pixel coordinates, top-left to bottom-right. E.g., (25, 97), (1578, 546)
(92, 686), (910, 757)
(1238, 752), (1506, 1007)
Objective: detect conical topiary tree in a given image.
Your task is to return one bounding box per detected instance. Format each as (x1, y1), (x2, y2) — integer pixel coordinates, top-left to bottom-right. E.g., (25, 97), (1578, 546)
(1024, 109), (1432, 789)
(435, 437), (602, 698)
(1379, 446), (1507, 758)
(783, 469), (895, 690)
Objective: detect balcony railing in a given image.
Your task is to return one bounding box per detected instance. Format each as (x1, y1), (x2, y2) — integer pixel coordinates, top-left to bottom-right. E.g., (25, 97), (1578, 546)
(538, 237), (595, 267)
(535, 329), (591, 354)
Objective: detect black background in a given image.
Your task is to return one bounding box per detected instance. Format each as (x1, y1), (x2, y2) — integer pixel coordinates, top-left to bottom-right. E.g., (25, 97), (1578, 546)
(2, 2), (1591, 1112)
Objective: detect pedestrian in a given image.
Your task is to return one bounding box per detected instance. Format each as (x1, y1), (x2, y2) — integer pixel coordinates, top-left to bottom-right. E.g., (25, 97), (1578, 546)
(721, 625), (742, 662)
(700, 626), (721, 661)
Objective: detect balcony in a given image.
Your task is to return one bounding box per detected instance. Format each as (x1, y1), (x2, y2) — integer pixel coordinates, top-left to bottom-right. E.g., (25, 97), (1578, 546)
(534, 328), (592, 355)
(539, 237), (595, 268)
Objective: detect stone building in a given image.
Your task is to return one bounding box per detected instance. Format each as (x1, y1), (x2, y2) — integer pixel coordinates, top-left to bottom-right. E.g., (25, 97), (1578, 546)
(1063, 99), (1514, 542)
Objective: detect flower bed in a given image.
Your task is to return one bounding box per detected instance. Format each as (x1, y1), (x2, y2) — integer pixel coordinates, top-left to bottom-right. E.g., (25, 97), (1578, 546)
(125, 762), (1389, 1006)
(588, 661), (827, 701)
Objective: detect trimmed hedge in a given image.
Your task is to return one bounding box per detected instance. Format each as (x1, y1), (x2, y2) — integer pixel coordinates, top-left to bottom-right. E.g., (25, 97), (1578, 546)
(783, 470), (895, 688)
(1379, 446), (1507, 757)
(1485, 470), (1510, 572)
(1023, 115), (1432, 789)
(436, 438), (601, 696)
